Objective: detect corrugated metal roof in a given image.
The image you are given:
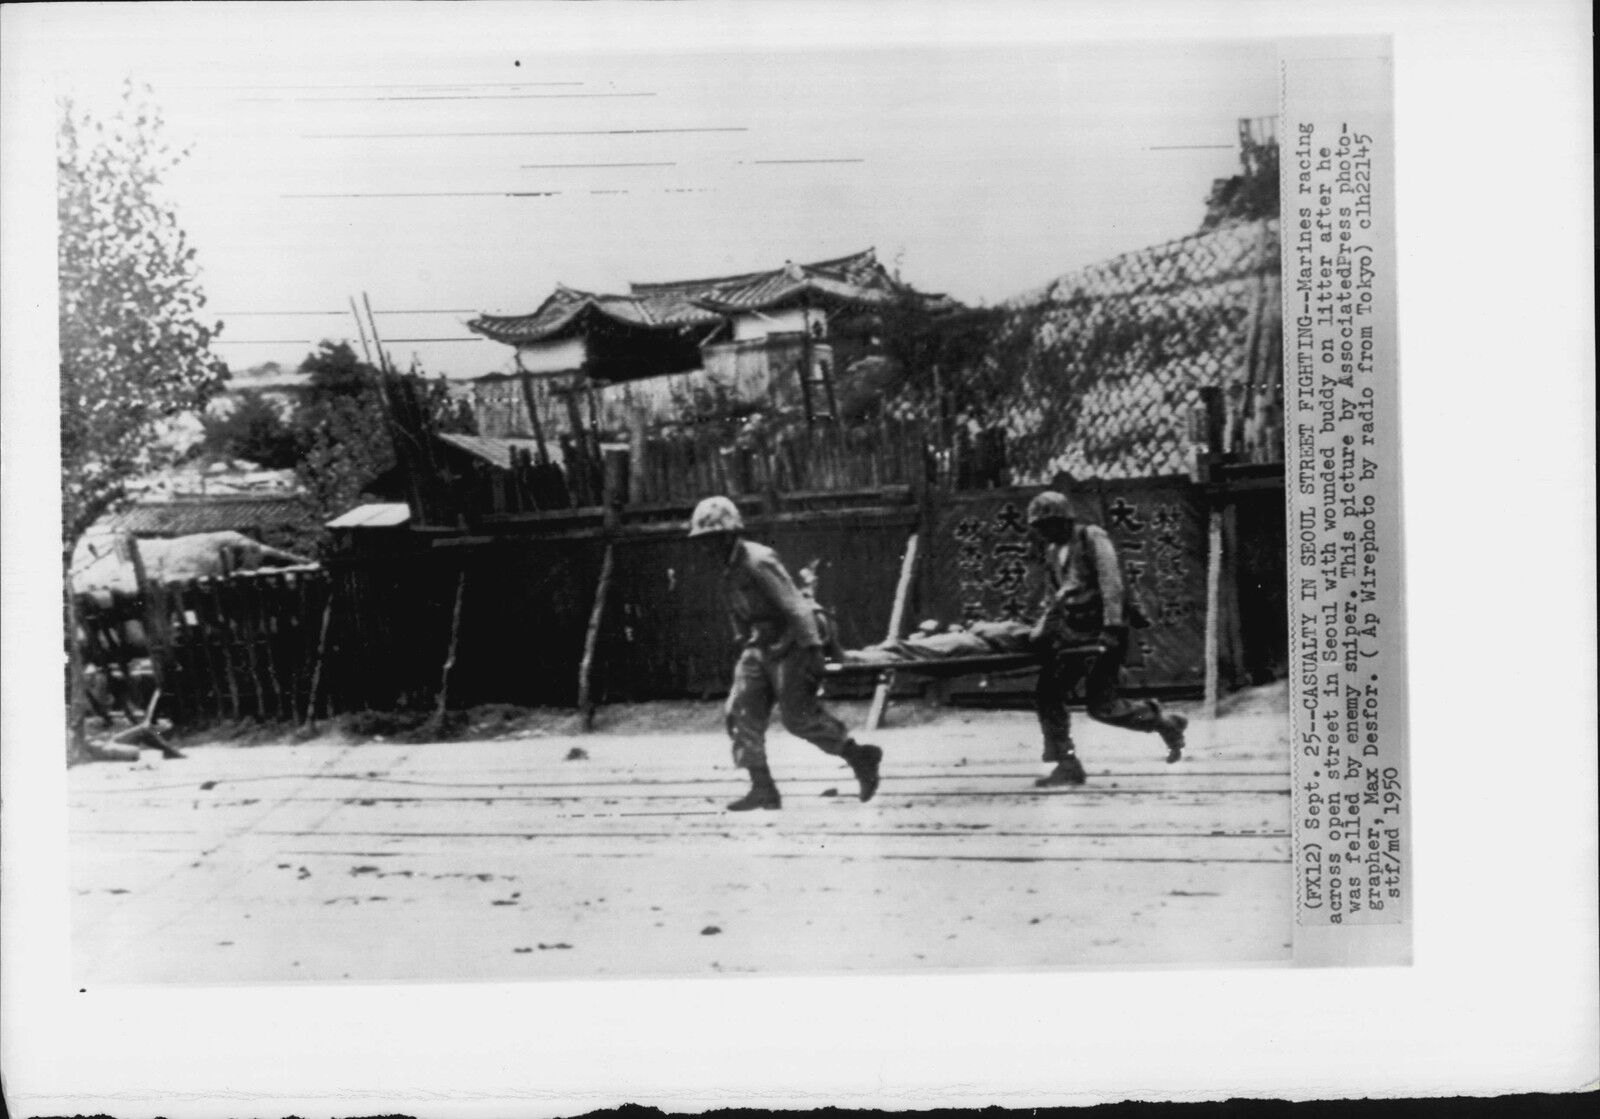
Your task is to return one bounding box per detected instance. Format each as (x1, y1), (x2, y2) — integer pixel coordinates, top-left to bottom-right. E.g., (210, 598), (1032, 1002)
(325, 503), (412, 529)
(107, 495), (307, 537)
(468, 250), (897, 346)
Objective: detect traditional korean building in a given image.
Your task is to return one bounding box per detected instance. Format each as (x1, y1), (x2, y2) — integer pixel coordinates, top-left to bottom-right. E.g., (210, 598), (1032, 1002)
(466, 249), (917, 439)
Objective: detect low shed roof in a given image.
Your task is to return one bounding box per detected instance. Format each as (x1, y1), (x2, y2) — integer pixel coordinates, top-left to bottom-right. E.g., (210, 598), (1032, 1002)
(325, 503), (413, 529)
(107, 495), (306, 538)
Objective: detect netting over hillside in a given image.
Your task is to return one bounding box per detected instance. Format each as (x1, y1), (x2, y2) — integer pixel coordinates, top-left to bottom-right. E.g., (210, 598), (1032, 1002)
(988, 218), (1281, 481)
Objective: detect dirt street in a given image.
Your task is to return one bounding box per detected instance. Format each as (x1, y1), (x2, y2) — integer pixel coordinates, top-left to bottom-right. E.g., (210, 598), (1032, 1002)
(70, 692), (1291, 985)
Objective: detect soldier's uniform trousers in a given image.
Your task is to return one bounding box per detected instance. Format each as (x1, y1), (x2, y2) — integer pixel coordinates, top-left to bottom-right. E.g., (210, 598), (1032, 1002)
(1036, 628), (1166, 762)
(725, 643), (851, 769)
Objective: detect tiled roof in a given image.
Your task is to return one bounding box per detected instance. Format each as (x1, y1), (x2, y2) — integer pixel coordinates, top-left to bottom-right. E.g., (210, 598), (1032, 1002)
(1005, 218), (1282, 309)
(107, 495), (308, 537)
(468, 283), (720, 346)
(469, 249), (901, 345)
(436, 432), (554, 470)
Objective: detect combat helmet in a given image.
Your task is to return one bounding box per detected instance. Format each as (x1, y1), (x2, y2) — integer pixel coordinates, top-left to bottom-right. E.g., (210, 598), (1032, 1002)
(1026, 490), (1074, 524)
(688, 495), (744, 537)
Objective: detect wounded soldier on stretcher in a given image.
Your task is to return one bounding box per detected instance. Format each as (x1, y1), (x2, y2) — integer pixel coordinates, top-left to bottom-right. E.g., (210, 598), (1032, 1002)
(836, 618), (1046, 665)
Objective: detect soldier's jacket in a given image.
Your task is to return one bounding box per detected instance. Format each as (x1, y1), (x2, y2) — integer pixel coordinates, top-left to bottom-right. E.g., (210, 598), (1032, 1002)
(721, 539), (824, 652)
(1037, 522), (1127, 633)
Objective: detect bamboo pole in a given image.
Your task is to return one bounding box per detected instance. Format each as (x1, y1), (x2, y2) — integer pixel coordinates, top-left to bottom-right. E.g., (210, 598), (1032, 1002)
(348, 295), (376, 366)
(577, 544), (616, 730)
(865, 533), (920, 732)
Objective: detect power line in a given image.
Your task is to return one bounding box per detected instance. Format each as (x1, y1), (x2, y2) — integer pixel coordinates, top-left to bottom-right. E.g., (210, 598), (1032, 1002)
(305, 126), (748, 139)
(216, 337), (486, 344)
(242, 92), (654, 103)
(519, 161), (676, 169)
(214, 310), (481, 316)
(211, 81), (586, 91)
(282, 191), (563, 198)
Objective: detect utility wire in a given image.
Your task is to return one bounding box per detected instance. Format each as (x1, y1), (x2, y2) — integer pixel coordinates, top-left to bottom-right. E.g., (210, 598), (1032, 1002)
(212, 81), (585, 91)
(305, 126), (747, 139)
(214, 310), (483, 316)
(519, 161), (676, 169)
(241, 92), (654, 103)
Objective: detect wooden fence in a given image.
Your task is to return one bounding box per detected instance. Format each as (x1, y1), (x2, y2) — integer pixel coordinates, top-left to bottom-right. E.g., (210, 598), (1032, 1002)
(75, 472), (1285, 729)
(76, 567), (332, 729)
(445, 417), (946, 522)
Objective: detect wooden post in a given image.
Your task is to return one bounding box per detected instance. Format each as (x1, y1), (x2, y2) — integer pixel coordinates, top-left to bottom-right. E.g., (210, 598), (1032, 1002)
(514, 355), (552, 465)
(430, 568), (468, 731)
(125, 536), (168, 697)
(797, 307), (817, 429)
(1202, 506), (1224, 723)
(602, 446), (629, 527)
(577, 544), (615, 730)
(64, 582), (92, 761)
(303, 580), (335, 729)
(865, 533), (920, 732)
(558, 380), (592, 504)
(761, 427), (783, 516)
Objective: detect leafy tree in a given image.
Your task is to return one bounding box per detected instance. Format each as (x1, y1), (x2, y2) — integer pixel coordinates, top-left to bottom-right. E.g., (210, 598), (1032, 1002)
(1200, 136), (1279, 231)
(289, 343), (397, 533)
(874, 287), (1006, 425)
(200, 390), (301, 469)
(58, 82), (229, 553)
(289, 341), (476, 548)
(58, 82), (229, 760)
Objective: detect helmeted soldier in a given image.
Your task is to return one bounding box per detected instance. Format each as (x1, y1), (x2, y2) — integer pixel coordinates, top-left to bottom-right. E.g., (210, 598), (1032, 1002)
(688, 496), (883, 811)
(1026, 490), (1188, 786)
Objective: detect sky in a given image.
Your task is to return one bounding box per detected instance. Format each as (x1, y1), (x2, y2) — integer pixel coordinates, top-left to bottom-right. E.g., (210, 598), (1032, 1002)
(36, 3), (1278, 380)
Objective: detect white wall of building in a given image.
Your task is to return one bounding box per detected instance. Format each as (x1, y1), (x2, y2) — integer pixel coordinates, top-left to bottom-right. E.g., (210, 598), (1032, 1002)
(730, 306), (825, 342)
(516, 336), (588, 374)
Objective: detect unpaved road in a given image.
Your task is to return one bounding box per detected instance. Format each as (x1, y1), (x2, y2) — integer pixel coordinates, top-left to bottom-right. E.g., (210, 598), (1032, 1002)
(70, 701), (1291, 984)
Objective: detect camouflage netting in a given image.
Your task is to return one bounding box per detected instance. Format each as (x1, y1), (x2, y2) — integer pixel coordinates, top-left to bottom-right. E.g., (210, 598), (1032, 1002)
(984, 217), (1281, 481)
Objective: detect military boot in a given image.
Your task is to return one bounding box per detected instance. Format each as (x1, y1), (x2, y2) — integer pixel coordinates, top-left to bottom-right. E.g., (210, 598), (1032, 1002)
(1156, 706), (1189, 764)
(1035, 752), (1087, 787)
(727, 763), (782, 811)
(842, 742), (883, 802)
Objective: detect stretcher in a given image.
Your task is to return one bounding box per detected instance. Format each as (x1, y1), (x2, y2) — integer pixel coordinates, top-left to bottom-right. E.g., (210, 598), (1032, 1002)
(825, 643), (1110, 730)
(824, 651), (1042, 680)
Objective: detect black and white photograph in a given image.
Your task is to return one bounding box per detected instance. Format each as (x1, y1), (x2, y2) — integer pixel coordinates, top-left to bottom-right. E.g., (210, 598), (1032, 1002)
(51, 20), (1294, 988)
(2, 1), (1593, 1113)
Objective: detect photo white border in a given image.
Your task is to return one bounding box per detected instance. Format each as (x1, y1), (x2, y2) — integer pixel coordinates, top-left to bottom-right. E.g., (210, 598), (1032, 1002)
(4, 1), (1595, 1113)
